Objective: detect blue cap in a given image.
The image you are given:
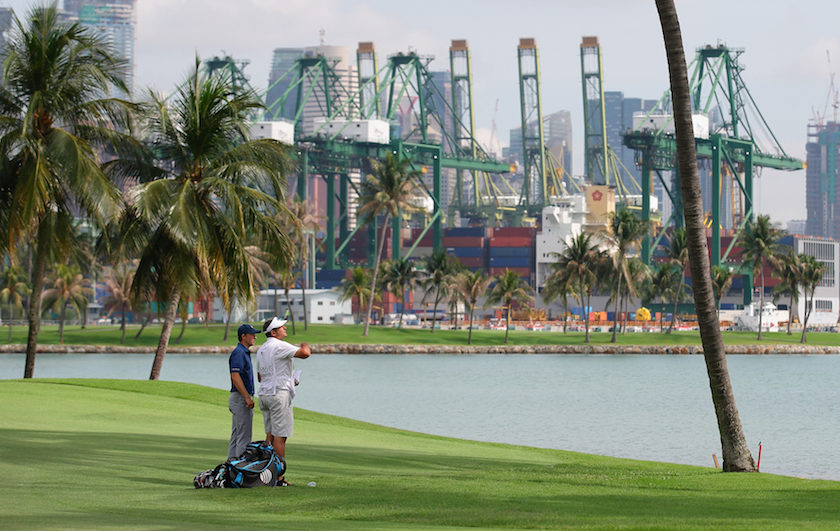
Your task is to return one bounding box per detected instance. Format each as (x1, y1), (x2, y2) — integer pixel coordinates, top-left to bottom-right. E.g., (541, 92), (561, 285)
(237, 324), (259, 337)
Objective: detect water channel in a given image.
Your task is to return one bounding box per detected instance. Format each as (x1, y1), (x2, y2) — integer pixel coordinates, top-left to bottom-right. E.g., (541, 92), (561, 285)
(1, 352), (838, 480)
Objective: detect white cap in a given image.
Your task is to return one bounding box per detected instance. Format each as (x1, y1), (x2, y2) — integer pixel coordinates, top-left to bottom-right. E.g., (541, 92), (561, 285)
(265, 316), (287, 335)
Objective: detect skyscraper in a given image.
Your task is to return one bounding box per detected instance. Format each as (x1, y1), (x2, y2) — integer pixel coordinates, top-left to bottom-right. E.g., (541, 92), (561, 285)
(63, 0), (137, 92)
(805, 121), (840, 239)
(265, 47), (305, 120)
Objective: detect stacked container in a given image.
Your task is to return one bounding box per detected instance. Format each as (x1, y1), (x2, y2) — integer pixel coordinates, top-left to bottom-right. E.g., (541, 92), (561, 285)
(443, 227), (488, 271)
(316, 269), (346, 290)
(488, 227), (536, 283)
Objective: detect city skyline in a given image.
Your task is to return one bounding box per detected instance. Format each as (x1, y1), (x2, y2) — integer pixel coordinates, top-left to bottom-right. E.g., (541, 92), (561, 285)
(2, 0), (839, 224)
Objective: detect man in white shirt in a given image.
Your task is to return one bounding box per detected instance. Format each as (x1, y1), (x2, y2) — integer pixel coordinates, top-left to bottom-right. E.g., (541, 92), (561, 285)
(256, 316), (310, 485)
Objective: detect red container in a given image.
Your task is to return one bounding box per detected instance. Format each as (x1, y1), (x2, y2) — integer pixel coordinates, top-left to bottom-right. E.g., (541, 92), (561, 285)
(442, 236), (485, 247)
(493, 227), (536, 238)
(456, 257), (484, 268)
(489, 236), (533, 248)
(489, 266), (531, 277)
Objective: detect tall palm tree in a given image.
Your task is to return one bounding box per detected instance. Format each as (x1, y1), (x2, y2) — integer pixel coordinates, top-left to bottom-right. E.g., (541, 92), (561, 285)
(339, 266), (373, 325)
(0, 263), (29, 342)
(112, 60), (294, 380)
(542, 264), (577, 333)
(486, 269), (534, 344)
(799, 254), (825, 344)
(41, 265), (91, 344)
(100, 260), (137, 344)
(656, 0), (755, 471)
(664, 227), (689, 333)
(0, 6), (133, 377)
(770, 252), (802, 336)
(421, 249), (455, 333)
(357, 153), (420, 336)
(286, 198), (320, 330)
(711, 265), (735, 318)
(740, 215), (784, 340)
(449, 269), (491, 345)
(380, 257), (417, 328)
(605, 208), (650, 342)
(555, 232), (604, 343)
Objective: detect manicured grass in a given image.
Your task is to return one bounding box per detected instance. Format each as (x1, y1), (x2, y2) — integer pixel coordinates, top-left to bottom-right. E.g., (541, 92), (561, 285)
(1, 379), (838, 529)
(2, 322), (838, 348)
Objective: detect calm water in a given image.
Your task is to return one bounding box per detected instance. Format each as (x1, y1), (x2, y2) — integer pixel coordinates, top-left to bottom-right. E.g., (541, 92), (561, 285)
(1, 352), (838, 480)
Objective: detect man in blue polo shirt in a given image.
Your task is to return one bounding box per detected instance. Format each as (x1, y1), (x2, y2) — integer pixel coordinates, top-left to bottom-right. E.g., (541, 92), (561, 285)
(228, 323), (259, 459)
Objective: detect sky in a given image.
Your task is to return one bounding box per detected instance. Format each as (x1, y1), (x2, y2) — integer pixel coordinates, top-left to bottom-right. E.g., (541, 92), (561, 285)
(4, 0), (839, 225)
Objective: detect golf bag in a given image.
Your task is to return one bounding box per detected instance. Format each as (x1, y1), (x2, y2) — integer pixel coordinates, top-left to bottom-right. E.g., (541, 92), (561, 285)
(194, 442), (286, 488)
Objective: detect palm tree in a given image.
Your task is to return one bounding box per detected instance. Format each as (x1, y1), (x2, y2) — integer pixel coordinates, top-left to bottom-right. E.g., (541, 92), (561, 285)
(711, 265), (735, 318)
(542, 264), (577, 333)
(100, 260), (137, 344)
(0, 6), (133, 377)
(555, 232), (604, 343)
(112, 60), (294, 380)
(41, 265), (92, 344)
(740, 215), (784, 340)
(605, 208), (650, 341)
(799, 254), (825, 344)
(339, 266), (373, 325)
(770, 252), (802, 336)
(221, 245), (273, 342)
(0, 264), (29, 342)
(357, 153), (420, 336)
(656, 0), (755, 471)
(647, 263), (680, 333)
(380, 258), (417, 328)
(421, 249), (455, 333)
(286, 199), (320, 330)
(664, 228), (689, 334)
(272, 267), (299, 333)
(486, 269), (534, 344)
(449, 269), (491, 345)
(622, 258), (650, 333)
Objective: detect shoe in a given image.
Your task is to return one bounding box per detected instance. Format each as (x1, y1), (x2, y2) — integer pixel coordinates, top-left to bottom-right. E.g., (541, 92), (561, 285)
(276, 478), (290, 487)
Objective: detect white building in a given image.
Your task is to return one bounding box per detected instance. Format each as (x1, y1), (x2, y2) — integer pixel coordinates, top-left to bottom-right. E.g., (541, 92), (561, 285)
(535, 195), (589, 289)
(791, 236), (840, 328)
(213, 288), (352, 325)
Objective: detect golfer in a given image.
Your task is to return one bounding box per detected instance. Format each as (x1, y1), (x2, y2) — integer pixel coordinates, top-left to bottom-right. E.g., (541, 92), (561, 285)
(256, 316), (310, 486)
(228, 323), (259, 459)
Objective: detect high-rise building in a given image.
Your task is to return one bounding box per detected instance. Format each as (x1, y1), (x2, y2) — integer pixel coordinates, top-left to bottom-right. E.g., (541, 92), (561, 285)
(508, 110), (573, 177)
(806, 121), (840, 239)
(64, 0), (137, 92)
(265, 48), (305, 120)
(0, 8), (13, 55)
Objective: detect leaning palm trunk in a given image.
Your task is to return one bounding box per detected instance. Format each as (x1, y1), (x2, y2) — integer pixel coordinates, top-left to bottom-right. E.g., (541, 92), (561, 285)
(363, 214), (391, 336)
(24, 233), (49, 378)
(135, 313), (151, 340)
(611, 272), (622, 342)
(801, 291), (814, 344)
(657, 0), (755, 472)
(149, 289), (180, 380)
(120, 302), (127, 345)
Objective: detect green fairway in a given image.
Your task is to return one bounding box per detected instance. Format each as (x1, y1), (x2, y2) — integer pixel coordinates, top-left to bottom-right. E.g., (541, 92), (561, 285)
(1, 380), (838, 529)
(3, 322), (838, 348)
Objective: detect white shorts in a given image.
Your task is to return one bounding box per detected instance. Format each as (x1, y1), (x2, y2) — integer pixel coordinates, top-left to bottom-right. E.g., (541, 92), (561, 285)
(259, 390), (293, 437)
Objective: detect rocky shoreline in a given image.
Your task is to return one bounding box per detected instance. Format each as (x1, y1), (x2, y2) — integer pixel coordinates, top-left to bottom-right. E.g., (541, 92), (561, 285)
(2, 343), (840, 355)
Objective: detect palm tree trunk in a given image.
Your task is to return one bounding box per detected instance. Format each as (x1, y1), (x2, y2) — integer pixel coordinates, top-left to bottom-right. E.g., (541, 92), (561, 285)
(611, 271), (622, 342)
(504, 304), (510, 344)
(24, 232), (48, 378)
(431, 289), (441, 334)
(467, 304), (474, 345)
(657, 0), (755, 472)
(149, 288), (180, 380)
(223, 307), (232, 342)
(274, 286), (280, 319)
(284, 287), (296, 335)
(582, 282), (590, 343)
(801, 292), (812, 343)
(300, 243), (309, 331)
(135, 312), (151, 340)
(757, 265), (765, 340)
(176, 312), (187, 343)
(120, 302), (127, 345)
(59, 300), (68, 344)
(668, 275), (684, 334)
(364, 214), (390, 337)
(787, 293), (794, 335)
(8, 300), (13, 343)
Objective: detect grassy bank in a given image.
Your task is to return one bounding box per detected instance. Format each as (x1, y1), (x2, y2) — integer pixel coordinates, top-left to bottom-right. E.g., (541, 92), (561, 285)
(2, 322), (838, 348)
(1, 379), (839, 529)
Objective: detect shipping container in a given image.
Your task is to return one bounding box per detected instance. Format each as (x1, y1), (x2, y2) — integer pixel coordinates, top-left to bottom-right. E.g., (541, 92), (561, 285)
(456, 257), (484, 268)
(492, 227), (536, 238)
(489, 256), (532, 268)
(444, 227), (488, 238)
(489, 236), (533, 247)
(448, 247), (484, 258)
(317, 269), (347, 281)
(442, 236), (485, 247)
(489, 247), (531, 258)
(489, 266), (530, 276)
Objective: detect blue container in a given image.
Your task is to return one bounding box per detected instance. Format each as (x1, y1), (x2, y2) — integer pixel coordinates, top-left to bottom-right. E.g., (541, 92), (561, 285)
(317, 268), (346, 281)
(489, 247), (530, 258)
(489, 256), (532, 267)
(448, 247), (483, 258)
(315, 280), (342, 289)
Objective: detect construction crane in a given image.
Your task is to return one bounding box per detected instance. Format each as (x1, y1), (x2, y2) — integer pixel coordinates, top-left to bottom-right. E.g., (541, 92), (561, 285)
(623, 43), (803, 304)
